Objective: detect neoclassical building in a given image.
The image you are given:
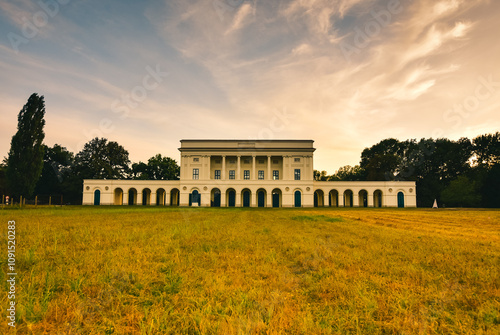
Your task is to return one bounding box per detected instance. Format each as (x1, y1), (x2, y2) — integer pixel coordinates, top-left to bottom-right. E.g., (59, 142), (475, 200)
(83, 139), (417, 207)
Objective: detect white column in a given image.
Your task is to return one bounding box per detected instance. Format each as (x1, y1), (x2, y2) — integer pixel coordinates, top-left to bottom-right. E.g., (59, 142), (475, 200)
(252, 156), (256, 180)
(237, 155), (241, 180)
(267, 156), (271, 180)
(323, 193), (329, 207)
(165, 191), (171, 206)
(207, 155), (211, 180)
(222, 156), (226, 180)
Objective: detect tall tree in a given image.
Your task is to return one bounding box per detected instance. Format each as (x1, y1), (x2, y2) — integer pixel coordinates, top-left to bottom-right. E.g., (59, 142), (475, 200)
(6, 93), (46, 198)
(74, 138), (130, 179)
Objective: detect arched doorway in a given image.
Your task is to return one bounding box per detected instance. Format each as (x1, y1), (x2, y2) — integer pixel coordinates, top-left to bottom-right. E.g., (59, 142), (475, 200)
(190, 189), (200, 206)
(329, 190), (339, 207)
(242, 189), (251, 207)
(114, 188), (123, 205)
(142, 188), (151, 205)
(272, 188), (281, 208)
(359, 190), (368, 207)
(314, 190), (324, 207)
(227, 189), (236, 207)
(128, 188), (137, 205)
(374, 190), (383, 207)
(211, 188), (221, 207)
(156, 188), (166, 206)
(257, 189), (266, 207)
(170, 188), (179, 206)
(94, 189), (101, 205)
(294, 190), (301, 207)
(398, 192), (405, 208)
(344, 190), (353, 207)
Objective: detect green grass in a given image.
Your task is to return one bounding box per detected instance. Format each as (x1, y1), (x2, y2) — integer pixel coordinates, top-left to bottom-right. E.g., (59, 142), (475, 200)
(1, 206), (499, 334)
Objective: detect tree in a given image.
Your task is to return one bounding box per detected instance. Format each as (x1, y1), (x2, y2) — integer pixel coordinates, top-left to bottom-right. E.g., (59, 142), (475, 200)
(132, 154), (180, 180)
(481, 163), (500, 208)
(34, 144), (82, 203)
(6, 93), (46, 198)
(0, 160), (7, 198)
(330, 165), (365, 181)
(74, 138), (130, 179)
(473, 132), (500, 167)
(313, 170), (329, 181)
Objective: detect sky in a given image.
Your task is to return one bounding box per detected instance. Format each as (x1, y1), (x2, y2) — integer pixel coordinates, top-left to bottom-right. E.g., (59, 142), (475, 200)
(1, 0), (499, 173)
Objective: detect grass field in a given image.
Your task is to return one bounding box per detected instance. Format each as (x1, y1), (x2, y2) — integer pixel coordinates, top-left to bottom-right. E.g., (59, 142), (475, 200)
(1, 206), (499, 334)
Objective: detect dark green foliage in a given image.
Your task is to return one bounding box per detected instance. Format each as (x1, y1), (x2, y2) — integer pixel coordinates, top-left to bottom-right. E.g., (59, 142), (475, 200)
(6, 93), (46, 198)
(329, 165), (365, 181)
(132, 154), (180, 180)
(74, 137), (130, 179)
(481, 163), (500, 208)
(34, 144), (82, 204)
(441, 176), (481, 207)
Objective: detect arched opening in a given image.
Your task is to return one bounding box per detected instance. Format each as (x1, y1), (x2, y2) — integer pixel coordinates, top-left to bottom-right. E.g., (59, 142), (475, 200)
(344, 190), (353, 207)
(211, 188), (221, 207)
(374, 190), (383, 207)
(156, 188), (166, 206)
(128, 188), (137, 205)
(142, 188), (151, 206)
(227, 188), (236, 207)
(329, 190), (339, 207)
(94, 189), (101, 205)
(272, 188), (282, 208)
(242, 189), (251, 207)
(314, 190), (324, 207)
(359, 190), (368, 207)
(190, 189), (200, 206)
(294, 190), (302, 207)
(114, 188), (123, 205)
(398, 192), (405, 208)
(257, 188), (267, 207)
(170, 188), (180, 206)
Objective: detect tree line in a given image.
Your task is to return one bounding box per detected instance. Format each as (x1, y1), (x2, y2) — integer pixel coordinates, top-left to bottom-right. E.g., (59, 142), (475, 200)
(314, 134), (500, 207)
(2, 93), (499, 207)
(0, 94), (180, 205)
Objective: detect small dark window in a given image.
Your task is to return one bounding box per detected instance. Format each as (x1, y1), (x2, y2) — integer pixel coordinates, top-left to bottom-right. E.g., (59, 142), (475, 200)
(294, 158), (301, 162)
(244, 170), (250, 180)
(215, 170), (221, 180)
(193, 157), (199, 162)
(193, 168), (199, 180)
(273, 170), (279, 180)
(258, 170), (264, 180)
(294, 169), (301, 180)
(229, 170), (235, 179)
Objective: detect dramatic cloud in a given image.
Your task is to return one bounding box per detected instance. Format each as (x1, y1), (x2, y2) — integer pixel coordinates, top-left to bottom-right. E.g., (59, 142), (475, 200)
(0, 0), (498, 172)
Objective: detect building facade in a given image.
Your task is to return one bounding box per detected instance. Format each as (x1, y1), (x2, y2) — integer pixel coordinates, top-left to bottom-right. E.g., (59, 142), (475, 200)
(83, 139), (417, 208)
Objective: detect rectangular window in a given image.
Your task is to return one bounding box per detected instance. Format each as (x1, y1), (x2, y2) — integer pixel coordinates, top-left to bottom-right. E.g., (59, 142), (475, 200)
(193, 168), (199, 180)
(193, 157), (199, 162)
(214, 170), (221, 180)
(258, 170), (264, 180)
(229, 170), (235, 179)
(294, 169), (301, 180)
(258, 159), (265, 164)
(294, 158), (301, 162)
(244, 159), (250, 164)
(215, 159), (221, 164)
(273, 159), (279, 164)
(244, 170), (250, 180)
(229, 159), (236, 164)
(273, 170), (279, 180)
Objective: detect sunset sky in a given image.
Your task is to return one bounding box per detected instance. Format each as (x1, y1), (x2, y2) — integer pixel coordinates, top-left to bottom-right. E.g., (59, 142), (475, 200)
(1, 0), (499, 172)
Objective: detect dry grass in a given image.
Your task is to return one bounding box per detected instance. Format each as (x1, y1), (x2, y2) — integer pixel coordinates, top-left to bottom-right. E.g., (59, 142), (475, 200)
(1, 206), (499, 334)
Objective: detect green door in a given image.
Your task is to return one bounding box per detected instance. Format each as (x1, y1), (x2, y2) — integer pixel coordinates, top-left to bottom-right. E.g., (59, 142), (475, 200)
(258, 191), (265, 207)
(243, 191), (250, 207)
(397, 192), (405, 208)
(94, 190), (100, 205)
(213, 190), (221, 207)
(294, 191), (301, 207)
(272, 192), (280, 208)
(228, 190), (236, 207)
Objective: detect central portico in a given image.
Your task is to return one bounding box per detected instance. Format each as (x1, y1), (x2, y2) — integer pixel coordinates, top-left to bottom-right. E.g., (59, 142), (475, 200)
(178, 139), (316, 207)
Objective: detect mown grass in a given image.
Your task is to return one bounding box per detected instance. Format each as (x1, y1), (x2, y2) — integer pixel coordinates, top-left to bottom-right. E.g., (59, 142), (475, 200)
(0, 206), (499, 334)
